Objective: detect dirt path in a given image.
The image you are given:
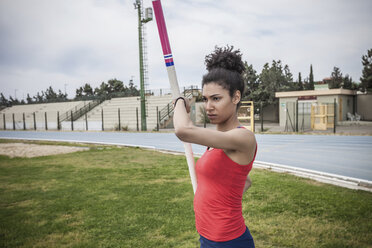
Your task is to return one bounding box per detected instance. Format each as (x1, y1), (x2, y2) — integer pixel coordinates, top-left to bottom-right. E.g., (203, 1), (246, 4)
(0, 143), (89, 158)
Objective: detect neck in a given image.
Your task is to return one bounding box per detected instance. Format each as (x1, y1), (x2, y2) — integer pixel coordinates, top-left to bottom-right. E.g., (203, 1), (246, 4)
(217, 112), (240, 132)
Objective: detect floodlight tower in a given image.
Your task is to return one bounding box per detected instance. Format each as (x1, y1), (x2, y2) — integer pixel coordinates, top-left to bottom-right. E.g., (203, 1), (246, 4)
(134, 0), (152, 131)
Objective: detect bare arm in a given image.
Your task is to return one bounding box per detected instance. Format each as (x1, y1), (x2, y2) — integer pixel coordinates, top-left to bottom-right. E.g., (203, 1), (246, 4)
(173, 99), (256, 151)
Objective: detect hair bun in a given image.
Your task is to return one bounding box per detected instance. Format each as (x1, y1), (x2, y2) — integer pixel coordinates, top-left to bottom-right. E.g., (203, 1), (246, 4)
(205, 45), (245, 74)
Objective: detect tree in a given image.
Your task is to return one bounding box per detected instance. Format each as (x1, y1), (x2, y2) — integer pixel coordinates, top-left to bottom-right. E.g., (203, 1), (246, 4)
(57, 90), (68, 101)
(22, 87), (67, 104)
(343, 74), (353, 90)
(329, 67), (343, 89)
(33, 91), (45, 103)
(107, 79), (126, 95)
(308, 64), (314, 90)
(26, 94), (33, 104)
(127, 79), (140, 96)
(75, 84), (94, 98)
(0, 93), (9, 106)
(45, 86), (58, 102)
(297, 72), (304, 90)
(94, 82), (110, 97)
(282, 64), (294, 91)
(303, 77), (309, 90)
(360, 48), (372, 92)
(75, 87), (83, 98)
(92, 79), (139, 98)
(74, 78), (140, 100)
(242, 62), (259, 101)
(82, 83), (94, 96)
(9, 96), (20, 105)
(257, 60), (294, 105)
(257, 63), (273, 104)
(352, 82), (361, 90)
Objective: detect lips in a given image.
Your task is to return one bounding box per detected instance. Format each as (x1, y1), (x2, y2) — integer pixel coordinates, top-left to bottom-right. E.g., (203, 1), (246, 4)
(207, 114), (217, 119)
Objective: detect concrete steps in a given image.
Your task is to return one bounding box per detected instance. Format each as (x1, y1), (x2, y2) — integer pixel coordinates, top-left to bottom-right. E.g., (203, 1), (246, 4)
(76, 95), (173, 131)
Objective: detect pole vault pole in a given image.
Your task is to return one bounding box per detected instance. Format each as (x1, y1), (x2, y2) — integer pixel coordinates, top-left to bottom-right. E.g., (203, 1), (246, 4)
(152, 0), (197, 194)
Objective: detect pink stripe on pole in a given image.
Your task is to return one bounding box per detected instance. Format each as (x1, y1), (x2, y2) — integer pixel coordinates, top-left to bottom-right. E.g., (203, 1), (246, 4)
(152, 0), (172, 56)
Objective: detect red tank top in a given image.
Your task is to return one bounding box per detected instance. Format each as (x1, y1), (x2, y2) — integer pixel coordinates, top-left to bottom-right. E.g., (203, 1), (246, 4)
(194, 142), (257, 242)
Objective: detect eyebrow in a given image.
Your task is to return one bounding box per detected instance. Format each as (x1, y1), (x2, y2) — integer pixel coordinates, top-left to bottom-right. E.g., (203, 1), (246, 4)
(203, 94), (221, 98)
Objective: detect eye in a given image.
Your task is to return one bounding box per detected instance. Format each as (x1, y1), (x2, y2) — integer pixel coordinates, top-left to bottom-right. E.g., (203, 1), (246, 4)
(202, 97), (207, 102)
(213, 96), (220, 101)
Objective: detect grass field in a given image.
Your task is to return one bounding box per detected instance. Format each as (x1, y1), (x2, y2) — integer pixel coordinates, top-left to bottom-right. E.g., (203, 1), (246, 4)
(0, 139), (371, 248)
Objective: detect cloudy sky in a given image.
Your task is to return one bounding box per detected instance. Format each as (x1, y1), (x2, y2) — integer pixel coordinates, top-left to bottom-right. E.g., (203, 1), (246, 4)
(1, 0), (371, 100)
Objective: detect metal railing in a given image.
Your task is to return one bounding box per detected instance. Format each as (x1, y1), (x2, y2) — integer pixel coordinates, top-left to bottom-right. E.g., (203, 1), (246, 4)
(158, 86), (200, 127)
(58, 98), (104, 126)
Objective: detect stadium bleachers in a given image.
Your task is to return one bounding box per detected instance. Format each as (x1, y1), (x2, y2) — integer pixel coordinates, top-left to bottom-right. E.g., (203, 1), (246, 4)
(74, 95), (173, 131)
(0, 96), (173, 131)
(0, 101), (92, 130)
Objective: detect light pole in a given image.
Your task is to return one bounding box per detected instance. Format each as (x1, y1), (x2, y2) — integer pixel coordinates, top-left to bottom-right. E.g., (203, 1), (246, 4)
(134, 0), (152, 131)
(15, 89), (18, 100)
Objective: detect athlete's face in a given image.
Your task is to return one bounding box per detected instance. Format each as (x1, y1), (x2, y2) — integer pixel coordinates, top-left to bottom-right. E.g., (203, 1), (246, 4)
(202, 82), (240, 124)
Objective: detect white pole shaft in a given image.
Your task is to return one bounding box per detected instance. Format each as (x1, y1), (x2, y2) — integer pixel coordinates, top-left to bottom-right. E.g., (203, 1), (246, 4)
(166, 67), (197, 194)
(153, 0), (197, 194)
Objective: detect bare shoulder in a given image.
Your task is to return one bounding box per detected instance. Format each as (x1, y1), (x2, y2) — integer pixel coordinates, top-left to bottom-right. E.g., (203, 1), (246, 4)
(226, 128), (256, 151)
(224, 128), (256, 164)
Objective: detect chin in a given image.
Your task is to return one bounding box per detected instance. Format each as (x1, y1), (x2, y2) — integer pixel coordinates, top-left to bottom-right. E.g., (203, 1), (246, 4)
(209, 119), (219, 124)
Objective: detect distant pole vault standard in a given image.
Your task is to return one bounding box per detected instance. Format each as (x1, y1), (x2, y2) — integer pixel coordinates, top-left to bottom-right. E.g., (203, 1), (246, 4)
(152, 0), (197, 194)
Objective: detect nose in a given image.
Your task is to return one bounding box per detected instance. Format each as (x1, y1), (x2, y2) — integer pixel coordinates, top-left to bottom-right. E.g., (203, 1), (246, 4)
(205, 100), (213, 112)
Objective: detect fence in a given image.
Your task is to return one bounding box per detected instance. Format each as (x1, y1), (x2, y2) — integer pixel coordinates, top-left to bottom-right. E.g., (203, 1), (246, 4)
(284, 101), (336, 132)
(0, 106), (165, 132)
(311, 103), (335, 131)
(237, 101), (254, 132)
(285, 102), (312, 132)
(1, 112), (58, 131)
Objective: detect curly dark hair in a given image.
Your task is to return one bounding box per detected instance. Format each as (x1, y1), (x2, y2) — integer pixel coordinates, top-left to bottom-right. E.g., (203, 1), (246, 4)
(202, 45), (246, 109)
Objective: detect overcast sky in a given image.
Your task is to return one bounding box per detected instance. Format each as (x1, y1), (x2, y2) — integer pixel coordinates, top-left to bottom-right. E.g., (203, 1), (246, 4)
(1, 0), (371, 100)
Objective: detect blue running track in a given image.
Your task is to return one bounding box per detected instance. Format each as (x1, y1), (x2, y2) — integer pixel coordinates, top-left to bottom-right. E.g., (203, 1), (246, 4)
(1, 131), (371, 181)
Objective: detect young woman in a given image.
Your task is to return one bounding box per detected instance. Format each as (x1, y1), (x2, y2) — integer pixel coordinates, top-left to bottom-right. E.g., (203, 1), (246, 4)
(173, 46), (257, 248)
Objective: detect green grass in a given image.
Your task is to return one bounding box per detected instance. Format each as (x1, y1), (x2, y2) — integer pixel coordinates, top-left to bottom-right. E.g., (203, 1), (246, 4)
(0, 140), (371, 248)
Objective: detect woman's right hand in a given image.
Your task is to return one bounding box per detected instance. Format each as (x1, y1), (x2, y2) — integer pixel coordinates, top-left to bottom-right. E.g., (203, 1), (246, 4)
(173, 97), (191, 113)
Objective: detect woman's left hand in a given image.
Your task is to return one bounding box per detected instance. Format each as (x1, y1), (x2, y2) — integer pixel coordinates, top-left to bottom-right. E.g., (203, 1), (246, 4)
(243, 176), (252, 193)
